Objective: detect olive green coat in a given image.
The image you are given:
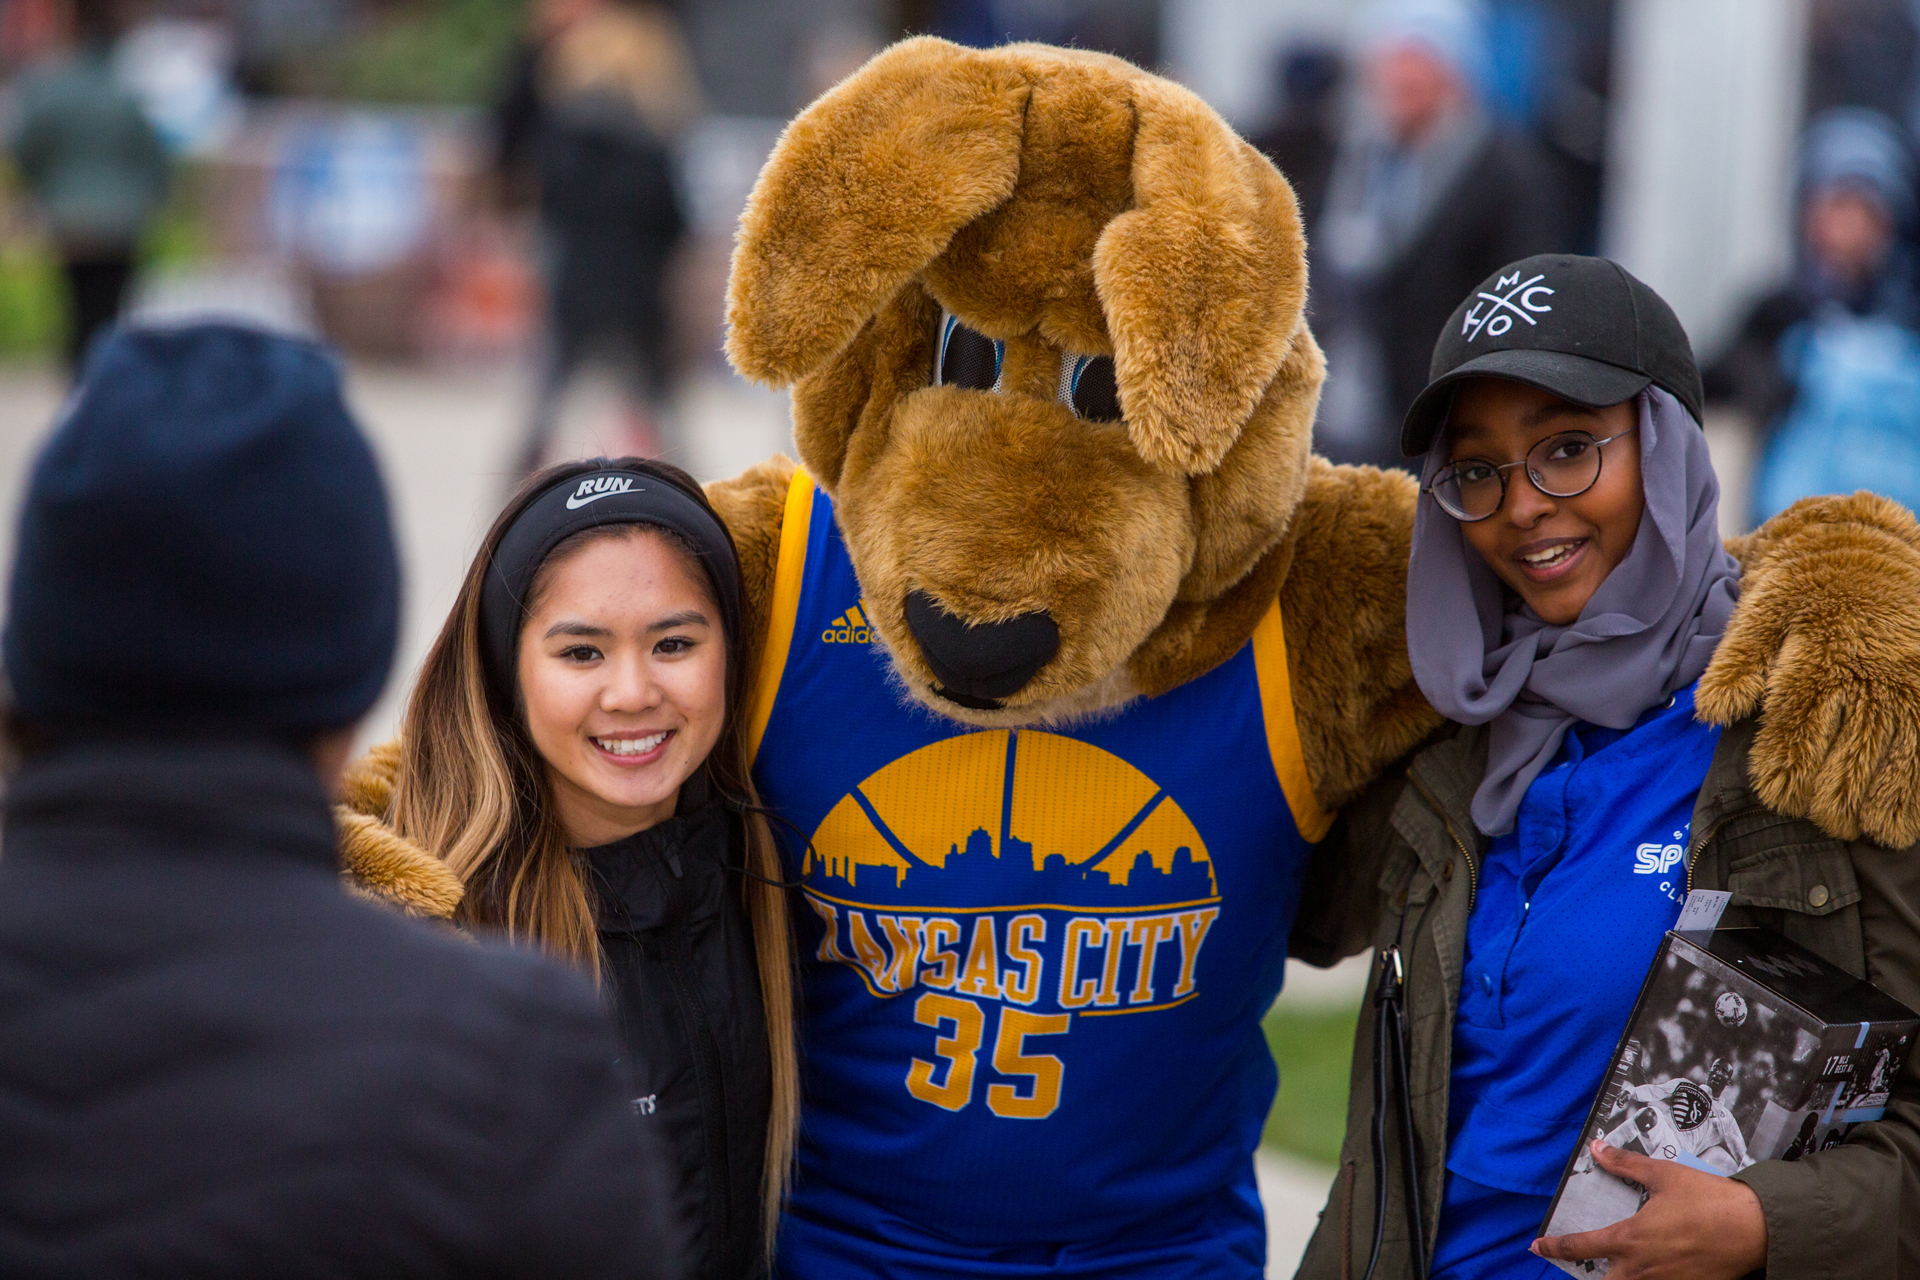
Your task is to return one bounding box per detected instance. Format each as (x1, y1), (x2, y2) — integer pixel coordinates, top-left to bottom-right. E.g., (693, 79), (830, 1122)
(1290, 716), (1920, 1279)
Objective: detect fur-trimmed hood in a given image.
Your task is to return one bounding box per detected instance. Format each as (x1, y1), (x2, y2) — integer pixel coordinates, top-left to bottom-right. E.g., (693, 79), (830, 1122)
(334, 742), (462, 919)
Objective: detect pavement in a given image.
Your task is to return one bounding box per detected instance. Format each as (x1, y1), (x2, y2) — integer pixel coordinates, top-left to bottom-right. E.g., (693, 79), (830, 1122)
(1258, 1147), (1339, 1275)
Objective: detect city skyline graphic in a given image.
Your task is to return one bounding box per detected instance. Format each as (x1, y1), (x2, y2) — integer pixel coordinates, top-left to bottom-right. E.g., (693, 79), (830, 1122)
(804, 729), (1217, 906)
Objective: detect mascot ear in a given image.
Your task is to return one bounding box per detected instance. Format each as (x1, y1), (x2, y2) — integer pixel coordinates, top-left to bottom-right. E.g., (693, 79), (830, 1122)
(726, 38), (1030, 385)
(1092, 79), (1309, 474)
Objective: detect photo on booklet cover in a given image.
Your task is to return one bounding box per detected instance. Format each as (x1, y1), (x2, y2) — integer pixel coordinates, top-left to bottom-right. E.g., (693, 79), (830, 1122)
(1542, 930), (1918, 1277)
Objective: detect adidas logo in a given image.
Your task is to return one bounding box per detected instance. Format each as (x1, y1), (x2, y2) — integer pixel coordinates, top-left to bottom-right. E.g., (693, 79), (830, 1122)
(822, 604), (872, 645)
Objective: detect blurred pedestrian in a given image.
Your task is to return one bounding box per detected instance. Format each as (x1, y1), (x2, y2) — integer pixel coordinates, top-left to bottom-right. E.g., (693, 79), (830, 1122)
(7, 0), (169, 371)
(490, 0), (603, 210)
(511, 0), (698, 476)
(1248, 43), (1344, 233)
(338, 456), (798, 1280)
(0, 324), (687, 1280)
(1706, 109), (1920, 522)
(1312, 0), (1563, 470)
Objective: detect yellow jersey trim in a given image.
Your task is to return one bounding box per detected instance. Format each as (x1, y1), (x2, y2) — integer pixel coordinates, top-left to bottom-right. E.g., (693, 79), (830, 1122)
(1252, 602), (1333, 842)
(745, 468), (815, 766)
(1078, 992), (1200, 1017)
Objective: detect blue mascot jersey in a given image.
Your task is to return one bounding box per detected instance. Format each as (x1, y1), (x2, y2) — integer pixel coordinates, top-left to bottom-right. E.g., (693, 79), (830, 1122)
(746, 473), (1329, 1276)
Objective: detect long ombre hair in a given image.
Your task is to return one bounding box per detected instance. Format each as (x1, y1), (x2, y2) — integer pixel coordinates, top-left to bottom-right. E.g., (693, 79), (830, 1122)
(388, 457), (798, 1253)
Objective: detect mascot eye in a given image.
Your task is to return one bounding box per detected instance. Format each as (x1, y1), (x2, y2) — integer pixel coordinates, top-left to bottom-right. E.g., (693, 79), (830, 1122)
(1064, 355), (1121, 422)
(936, 314), (1003, 391)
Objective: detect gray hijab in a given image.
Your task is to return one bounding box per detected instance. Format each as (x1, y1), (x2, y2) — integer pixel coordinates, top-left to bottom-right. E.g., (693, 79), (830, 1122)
(1407, 386), (1741, 836)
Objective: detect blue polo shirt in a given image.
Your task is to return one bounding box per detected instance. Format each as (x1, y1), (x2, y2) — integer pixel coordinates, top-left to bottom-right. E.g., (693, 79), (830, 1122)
(1431, 682), (1722, 1280)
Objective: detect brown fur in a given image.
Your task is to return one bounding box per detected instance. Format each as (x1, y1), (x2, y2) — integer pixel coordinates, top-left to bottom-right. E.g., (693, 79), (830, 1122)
(729, 39), (1317, 735)
(1271, 461), (1445, 810)
(733, 40), (1309, 478)
(1698, 492), (1920, 846)
(707, 455), (802, 671)
(334, 743), (463, 919)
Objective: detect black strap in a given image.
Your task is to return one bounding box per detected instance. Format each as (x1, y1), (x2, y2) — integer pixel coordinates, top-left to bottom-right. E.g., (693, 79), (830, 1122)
(718, 793), (809, 890)
(1363, 945), (1429, 1280)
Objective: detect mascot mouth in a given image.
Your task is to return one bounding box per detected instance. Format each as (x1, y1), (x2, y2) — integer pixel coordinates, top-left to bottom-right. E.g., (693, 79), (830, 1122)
(931, 686), (1008, 711)
(905, 589), (1060, 708)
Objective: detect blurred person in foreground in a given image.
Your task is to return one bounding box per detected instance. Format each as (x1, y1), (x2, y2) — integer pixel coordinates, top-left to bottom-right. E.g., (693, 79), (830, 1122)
(507, 0), (698, 476)
(1704, 108), (1920, 524)
(0, 323), (685, 1279)
(1312, 0), (1563, 470)
(7, 0), (168, 371)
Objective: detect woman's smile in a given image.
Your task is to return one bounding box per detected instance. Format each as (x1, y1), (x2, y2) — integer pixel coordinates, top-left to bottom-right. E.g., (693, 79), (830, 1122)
(1512, 535), (1590, 583)
(590, 729), (676, 764)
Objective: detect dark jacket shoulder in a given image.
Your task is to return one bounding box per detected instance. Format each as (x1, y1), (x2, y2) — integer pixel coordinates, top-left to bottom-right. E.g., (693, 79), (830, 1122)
(0, 739), (684, 1280)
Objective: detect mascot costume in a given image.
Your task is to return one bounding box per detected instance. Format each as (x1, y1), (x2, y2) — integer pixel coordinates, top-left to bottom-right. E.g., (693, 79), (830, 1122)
(340, 39), (1920, 1278)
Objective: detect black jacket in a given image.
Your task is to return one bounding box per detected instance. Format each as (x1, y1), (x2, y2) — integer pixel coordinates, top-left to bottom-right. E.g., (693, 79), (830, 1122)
(1316, 128), (1564, 469)
(1376, 133), (1563, 431)
(536, 97), (685, 342)
(584, 784), (772, 1280)
(0, 739), (686, 1279)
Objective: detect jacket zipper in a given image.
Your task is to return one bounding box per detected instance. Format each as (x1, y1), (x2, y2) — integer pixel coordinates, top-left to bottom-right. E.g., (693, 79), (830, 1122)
(665, 939), (735, 1272)
(1408, 775), (1479, 909)
(1683, 805), (1763, 895)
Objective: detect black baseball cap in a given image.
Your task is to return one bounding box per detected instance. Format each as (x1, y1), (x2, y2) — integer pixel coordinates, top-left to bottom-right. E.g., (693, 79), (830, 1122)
(1400, 254), (1704, 456)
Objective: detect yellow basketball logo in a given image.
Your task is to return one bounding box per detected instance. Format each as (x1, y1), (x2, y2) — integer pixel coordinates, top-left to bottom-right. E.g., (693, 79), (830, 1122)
(807, 728), (1215, 905)
(800, 729), (1222, 1119)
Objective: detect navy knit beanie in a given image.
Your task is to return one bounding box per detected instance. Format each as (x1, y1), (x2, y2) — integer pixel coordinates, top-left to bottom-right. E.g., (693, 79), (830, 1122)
(3, 323), (401, 736)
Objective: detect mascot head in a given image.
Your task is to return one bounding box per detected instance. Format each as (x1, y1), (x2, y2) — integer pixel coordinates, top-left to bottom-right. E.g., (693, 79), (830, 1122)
(727, 38), (1323, 725)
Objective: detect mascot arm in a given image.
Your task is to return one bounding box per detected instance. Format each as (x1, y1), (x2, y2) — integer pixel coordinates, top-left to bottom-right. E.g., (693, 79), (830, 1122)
(706, 454), (801, 678)
(1701, 490), (1920, 847)
(1289, 762), (1409, 968)
(1278, 458), (1444, 815)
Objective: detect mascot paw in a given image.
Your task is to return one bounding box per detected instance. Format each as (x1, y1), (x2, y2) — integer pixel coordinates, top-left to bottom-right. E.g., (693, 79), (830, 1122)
(1699, 492), (1920, 847)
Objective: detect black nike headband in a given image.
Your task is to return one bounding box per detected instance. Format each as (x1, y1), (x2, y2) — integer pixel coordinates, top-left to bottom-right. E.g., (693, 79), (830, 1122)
(479, 467), (744, 698)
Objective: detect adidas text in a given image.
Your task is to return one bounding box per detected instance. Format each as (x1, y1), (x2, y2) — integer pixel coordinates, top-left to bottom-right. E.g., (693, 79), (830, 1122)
(823, 604), (873, 644)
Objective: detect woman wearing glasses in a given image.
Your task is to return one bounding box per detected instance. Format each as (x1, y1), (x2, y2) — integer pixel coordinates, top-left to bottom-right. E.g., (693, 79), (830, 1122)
(1291, 255), (1920, 1280)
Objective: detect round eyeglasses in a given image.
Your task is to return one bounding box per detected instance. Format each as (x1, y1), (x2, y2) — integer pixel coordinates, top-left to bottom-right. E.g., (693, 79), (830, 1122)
(1425, 426), (1638, 522)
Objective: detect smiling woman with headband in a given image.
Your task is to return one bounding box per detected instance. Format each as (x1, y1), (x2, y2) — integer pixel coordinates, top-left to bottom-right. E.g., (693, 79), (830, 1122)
(361, 457), (797, 1280)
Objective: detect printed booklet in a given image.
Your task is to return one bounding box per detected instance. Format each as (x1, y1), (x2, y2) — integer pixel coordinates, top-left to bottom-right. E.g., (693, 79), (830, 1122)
(1539, 927), (1917, 1277)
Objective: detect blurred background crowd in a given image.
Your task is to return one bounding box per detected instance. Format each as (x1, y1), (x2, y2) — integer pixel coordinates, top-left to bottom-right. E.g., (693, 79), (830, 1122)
(1, 1), (1917, 1264)
(0, 0), (1916, 515)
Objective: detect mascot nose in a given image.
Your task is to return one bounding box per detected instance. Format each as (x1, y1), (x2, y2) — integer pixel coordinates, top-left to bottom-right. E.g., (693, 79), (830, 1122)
(905, 590), (1059, 708)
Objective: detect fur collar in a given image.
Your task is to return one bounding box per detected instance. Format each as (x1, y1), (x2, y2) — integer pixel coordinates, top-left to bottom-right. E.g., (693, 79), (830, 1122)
(333, 741), (463, 920)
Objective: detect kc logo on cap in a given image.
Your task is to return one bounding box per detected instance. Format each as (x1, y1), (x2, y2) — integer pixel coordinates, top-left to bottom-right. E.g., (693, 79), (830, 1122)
(1400, 253), (1705, 457)
(1462, 271), (1556, 342)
